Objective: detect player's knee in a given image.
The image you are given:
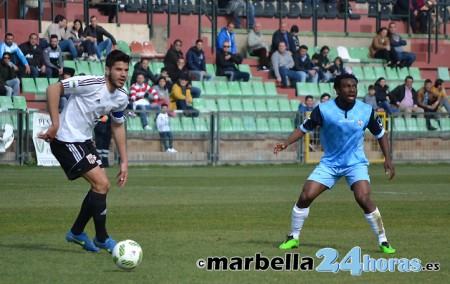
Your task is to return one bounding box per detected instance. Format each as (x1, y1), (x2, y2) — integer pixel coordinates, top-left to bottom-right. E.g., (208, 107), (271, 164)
(92, 180), (111, 194)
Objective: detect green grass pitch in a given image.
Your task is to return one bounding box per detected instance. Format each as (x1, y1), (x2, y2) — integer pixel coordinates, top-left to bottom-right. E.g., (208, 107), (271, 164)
(0, 164), (449, 283)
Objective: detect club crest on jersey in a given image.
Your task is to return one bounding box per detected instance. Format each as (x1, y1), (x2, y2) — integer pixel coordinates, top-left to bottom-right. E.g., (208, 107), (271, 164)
(358, 120), (363, 127)
(86, 154), (97, 164)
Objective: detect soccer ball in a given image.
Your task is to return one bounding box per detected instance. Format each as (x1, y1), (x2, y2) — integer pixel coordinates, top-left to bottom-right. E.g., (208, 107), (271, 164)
(112, 240), (143, 270)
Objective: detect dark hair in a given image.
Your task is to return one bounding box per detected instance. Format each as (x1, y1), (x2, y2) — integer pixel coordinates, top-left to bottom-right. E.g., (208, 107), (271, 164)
(140, 57), (149, 64)
(333, 57), (343, 66)
(50, 34), (59, 40)
(290, 25), (299, 33)
(404, 75), (413, 82)
(54, 15), (66, 24)
(305, 95), (314, 101)
(161, 103), (168, 108)
(2, 52), (11, 59)
(299, 45), (308, 51)
(424, 79), (432, 86)
(434, 79), (444, 87)
(311, 53), (320, 60)
(105, 50), (131, 69)
(375, 77), (386, 85)
(28, 33), (39, 40)
(5, 33), (13, 39)
(72, 19), (84, 38)
(377, 27), (388, 35)
(320, 46), (330, 54)
(368, 85), (375, 90)
(161, 67), (168, 73)
(173, 39), (182, 47)
(196, 39), (203, 45)
(333, 73), (358, 90)
(90, 15), (97, 21)
(320, 93), (331, 100)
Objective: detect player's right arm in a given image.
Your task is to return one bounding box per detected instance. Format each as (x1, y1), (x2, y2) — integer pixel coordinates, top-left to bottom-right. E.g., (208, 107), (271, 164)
(38, 82), (63, 142)
(274, 128), (306, 155)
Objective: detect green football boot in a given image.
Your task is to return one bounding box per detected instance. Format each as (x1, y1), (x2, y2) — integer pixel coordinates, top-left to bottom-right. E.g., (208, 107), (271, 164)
(279, 235), (299, 250)
(379, 242), (396, 254)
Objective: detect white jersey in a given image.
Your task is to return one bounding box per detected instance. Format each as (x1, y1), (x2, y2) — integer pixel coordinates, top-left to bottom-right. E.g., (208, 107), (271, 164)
(56, 76), (128, 142)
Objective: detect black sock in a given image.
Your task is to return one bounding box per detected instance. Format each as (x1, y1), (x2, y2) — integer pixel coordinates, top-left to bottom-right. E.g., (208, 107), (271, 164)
(71, 191), (92, 235)
(90, 191), (109, 242)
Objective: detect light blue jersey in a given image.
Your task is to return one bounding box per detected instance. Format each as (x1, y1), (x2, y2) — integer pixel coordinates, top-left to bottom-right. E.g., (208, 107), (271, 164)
(300, 99), (385, 168)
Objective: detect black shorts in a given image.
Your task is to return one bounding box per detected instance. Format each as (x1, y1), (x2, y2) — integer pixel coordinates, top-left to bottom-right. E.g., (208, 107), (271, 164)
(50, 139), (103, 180)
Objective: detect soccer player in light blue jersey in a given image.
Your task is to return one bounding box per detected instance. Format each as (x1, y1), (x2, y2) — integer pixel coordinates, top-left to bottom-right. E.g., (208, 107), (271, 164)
(274, 73), (396, 254)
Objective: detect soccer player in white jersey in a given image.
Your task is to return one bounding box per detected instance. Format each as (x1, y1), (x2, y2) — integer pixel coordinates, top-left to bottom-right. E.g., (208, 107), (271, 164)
(38, 50), (130, 253)
(274, 73), (396, 254)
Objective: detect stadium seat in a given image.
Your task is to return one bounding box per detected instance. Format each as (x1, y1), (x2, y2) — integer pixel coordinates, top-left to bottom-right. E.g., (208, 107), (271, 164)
(217, 98), (231, 112)
(351, 66), (364, 81)
(238, 64), (254, 79)
(63, 60), (77, 74)
(228, 81), (241, 96)
(440, 118), (450, 132)
(264, 82), (278, 96)
(290, 99), (300, 111)
(194, 117), (209, 132)
(288, 2), (301, 18)
(205, 99), (218, 112)
(143, 41), (165, 59)
(89, 61), (104, 76)
(181, 0), (195, 15)
(181, 117), (196, 132)
(337, 46), (360, 63)
(374, 66), (387, 79)
(278, 99), (292, 112)
(48, 78), (59, 85)
(416, 118), (429, 132)
(301, 3), (313, 18)
(263, 1), (277, 18)
(139, 0), (149, 12)
(192, 98), (206, 111)
(21, 78), (37, 94)
(279, 1), (289, 18)
(203, 81), (218, 96)
(230, 98), (243, 112)
(215, 81), (230, 96)
(191, 81), (205, 95)
(280, 118), (295, 132)
(117, 40), (131, 55)
(0, 96), (14, 109)
(125, 0), (140, 12)
(130, 41), (146, 58)
(168, 0), (178, 14)
(437, 67), (450, 81)
(151, 62), (165, 74)
(254, 100), (268, 112)
(76, 61), (91, 75)
(13, 96), (28, 110)
(242, 116), (257, 132)
(357, 83), (367, 97)
(169, 117), (183, 132)
(219, 117), (233, 132)
(205, 64), (215, 76)
(409, 67), (423, 82)
(230, 117), (245, 132)
(153, 0), (167, 13)
(242, 99), (256, 112)
(392, 117), (407, 132)
(35, 78), (50, 95)
(268, 118), (282, 132)
(325, 2), (338, 19)
(266, 99), (280, 112)
(380, 4), (392, 20)
(126, 117), (143, 132)
(252, 0), (264, 17)
(404, 118), (419, 132)
(239, 82), (253, 96)
(252, 82), (266, 96)
(363, 66), (377, 81)
(319, 83), (333, 95)
(256, 117), (269, 132)
(296, 82), (309, 97)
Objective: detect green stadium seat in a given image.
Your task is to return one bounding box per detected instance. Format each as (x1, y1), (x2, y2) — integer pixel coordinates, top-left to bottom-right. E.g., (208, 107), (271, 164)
(128, 62), (135, 79)
(268, 118), (282, 132)
(191, 81), (205, 95)
(328, 47), (338, 61)
(21, 78), (37, 93)
(228, 81), (241, 96)
(252, 82), (266, 96)
(215, 81), (230, 96)
(404, 118), (419, 132)
(117, 40), (131, 55)
(203, 81), (218, 96)
(374, 66), (387, 79)
(76, 61), (91, 75)
(194, 117), (209, 132)
(0, 112), (13, 128)
(266, 99), (280, 112)
(349, 47), (385, 64)
(240, 82), (253, 96)
(229, 98), (243, 111)
(408, 67), (422, 81)
(440, 118), (450, 132)
(416, 118), (429, 132)
(205, 99), (218, 112)
(357, 83), (367, 97)
(397, 67), (410, 81)
(48, 78), (59, 85)
(126, 117), (143, 132)
(318, 83), (333, 96)
(242, 99), (256, 112)
(385, 67), (399, 81)
(290, 100), (300, 111)
(279, 118), (294, 132)
(437, 67), (450, 81)
(242, 116), (257, 131)
(192, 98), (206, 111)
(412, 82), (422, 91)
(181, 117), (196, 132)
(35, 78), (49, 94)
(13, 96), (28, 110)
(205, 64), (216, 76)
(254, 100), (268, 112)
(151, 62), (165, 74)
(308, 83), (321, 98)
(278, 99), (292, 112)
(0, 96), (14, 109)
(264, 82), (278, 96)
(363, 66), (377, 81)
(393, 117), (407, 132)
(169, 117), (183, 132)
(238, 64), (252, 77)
(296, 82), (309, 97)
(256, 117), (269, 132)
(217, 98), (231, 111)
(219, 117), (232, 132)
(64, 60), (77, 74)
(351, 66), (364, 81)
(230, 117), (245, 132)
(89, 61), (104, 76)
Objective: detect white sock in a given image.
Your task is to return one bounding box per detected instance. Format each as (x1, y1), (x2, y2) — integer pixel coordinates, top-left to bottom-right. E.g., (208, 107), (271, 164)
(364, 207), (388, 245)
(291, 205), (310, 240)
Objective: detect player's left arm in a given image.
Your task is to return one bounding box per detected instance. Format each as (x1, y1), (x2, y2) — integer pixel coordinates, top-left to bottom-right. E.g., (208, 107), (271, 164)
(367, 110), (395, 180)
(111, 114), (128, 187)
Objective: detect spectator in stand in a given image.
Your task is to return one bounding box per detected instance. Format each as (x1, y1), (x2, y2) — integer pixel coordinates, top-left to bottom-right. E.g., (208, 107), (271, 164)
(290, 25), (301, 69)
(217, 23), (238, 54)
(369, 27), (400, 68)
(271, 22), (295, 54)
(43, 35), (64, 78)
(216, 41), (250, 82)
(328, 56), (350, 82)
(131, 58), (159, 85)
(83, 15), (117, 61)
(169, 73), (199, 117)
(388, 22), (416, 68)
(417, 79), (441, 130)
(271, 41), (302, 88)
(186, 39), (214, 81)
(0, 33), (31, 77)
(415, 0), (435, 34)
(156, 103), (177, 153)
(44, 15), (79, 60)
(158, 67), (173, 88)
(153, 77), (175, 117)
(130, 74), (161, 130)
(19, 33), (51, 78)
(364, 85), (385, 112)
(294, 95), (315, 129)
(390, 76), (423, 117)
(432, 79), (450, 114)
(247, 23), (270, 71)
(374, 77), (399, 115)
(20, 0), (44, 19)
(226, 0), (255, 29)
(0, 52), (21, 97)
(393, 0), (420, 34)
(316, 46), (333, 82)
(70, 19), (98, 62)
(164, 39), (184, 78)
(168, 57), (201, 98)
(295, 45), (318, 83)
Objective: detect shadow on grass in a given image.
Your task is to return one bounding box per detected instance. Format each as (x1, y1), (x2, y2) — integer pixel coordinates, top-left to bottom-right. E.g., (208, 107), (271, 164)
(236, 239), (347, 250)
(0, 243), (94, 254)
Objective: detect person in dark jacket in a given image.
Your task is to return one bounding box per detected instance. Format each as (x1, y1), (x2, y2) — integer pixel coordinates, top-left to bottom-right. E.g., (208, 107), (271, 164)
(216, 41), (249, 82)
(390, 75), (423, 117)
(0, 52), (21, 96)
(374, 77), (399, 115)
(130, 58), (159, 85)
(19, 33), (52, 78)
(270, 22), (296, 54)
(164, 39), (184, 79)
(83, 15), (117, 60)
(186, 39), (214, 81)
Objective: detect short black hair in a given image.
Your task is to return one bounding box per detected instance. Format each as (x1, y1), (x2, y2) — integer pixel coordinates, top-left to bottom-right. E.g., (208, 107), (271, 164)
(196, 39), (203, 45)
(5, 33), (13, 39)
(320, 93), (331, 100)
(424, 79), (432, 86)
(311, 53), (320, 60)
(2, 52), (11, 59)
(54, 15), (66, 24)
(333, 73), (358, 90)
(299, 45), (308, 50)
(105, 50), (131, 69)
(50, 34), (58, 40)
(161, 103), (168, 108)
(405, 75), (413, 82)
(290, 25), (299, 33)
(368, 84), (375, 90)
(161, 67), (168, 73)
(435, 79), (444, 87)
(305, 95), (314, 101)
(29, 33), (39, 40)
